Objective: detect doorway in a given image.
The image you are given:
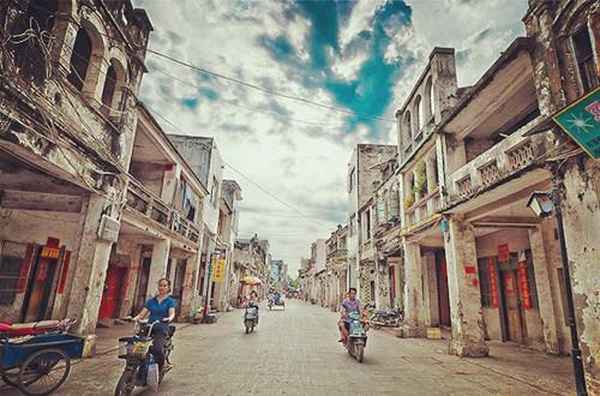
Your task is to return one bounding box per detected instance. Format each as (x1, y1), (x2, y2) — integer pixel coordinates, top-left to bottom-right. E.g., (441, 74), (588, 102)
(98, 265), (127, 320)
(172, 259), (186, 316)
(21, 246), (61, 322)
(435, 252), (451, 327)
(133, 257), (151, 314)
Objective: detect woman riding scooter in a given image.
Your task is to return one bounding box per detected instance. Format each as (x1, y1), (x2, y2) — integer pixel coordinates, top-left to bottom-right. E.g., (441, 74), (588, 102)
(132, 278), (176, 372)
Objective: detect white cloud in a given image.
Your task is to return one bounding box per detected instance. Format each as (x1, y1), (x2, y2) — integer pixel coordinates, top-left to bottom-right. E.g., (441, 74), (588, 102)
(338, 0), (386, 51)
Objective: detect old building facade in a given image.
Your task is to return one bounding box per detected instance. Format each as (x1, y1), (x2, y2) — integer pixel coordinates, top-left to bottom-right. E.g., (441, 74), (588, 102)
(0, 0), (152, 342)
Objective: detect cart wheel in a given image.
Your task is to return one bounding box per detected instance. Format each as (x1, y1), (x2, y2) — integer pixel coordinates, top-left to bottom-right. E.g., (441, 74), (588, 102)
(17, 348), (71, 396)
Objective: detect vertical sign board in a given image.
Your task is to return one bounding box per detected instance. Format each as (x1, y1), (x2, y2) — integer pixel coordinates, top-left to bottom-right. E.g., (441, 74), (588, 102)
(553, 86), (600, 158)
(517, 253), (532, 309)
(212, 258), (226, 283)
(488, 257), (499, 308)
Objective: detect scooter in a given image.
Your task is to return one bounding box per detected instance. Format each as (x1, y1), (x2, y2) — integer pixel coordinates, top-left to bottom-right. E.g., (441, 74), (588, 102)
(343, 311), (368, 363)
(369, 307), (404, 328)
(243, 303), (259, 334)
(114, 319), (175, 396)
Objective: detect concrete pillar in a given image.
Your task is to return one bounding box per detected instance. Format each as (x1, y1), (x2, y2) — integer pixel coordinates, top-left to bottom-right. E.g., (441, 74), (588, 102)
(179, 252), (202, 320)
(119, 242), (142, 318)
(443, 217), (488, 357)
(560, 161), (600, 394)
(66, 194), (115, 336)
(528, 226), (560, 354)
(403, 242), (425, 336)
(375, 259), (391, 309)
(147, 238), (171, 299)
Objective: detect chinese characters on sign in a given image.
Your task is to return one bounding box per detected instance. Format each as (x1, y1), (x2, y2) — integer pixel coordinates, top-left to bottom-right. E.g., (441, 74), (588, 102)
(212, 258), (226, 283)
(553, 86), (600, 158)
(517, 253), (532, 310)
(488, 258), (499, 308)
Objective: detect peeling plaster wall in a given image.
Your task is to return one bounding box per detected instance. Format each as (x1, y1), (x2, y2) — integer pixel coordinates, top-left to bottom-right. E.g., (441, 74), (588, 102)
(561, 160), (600, 393)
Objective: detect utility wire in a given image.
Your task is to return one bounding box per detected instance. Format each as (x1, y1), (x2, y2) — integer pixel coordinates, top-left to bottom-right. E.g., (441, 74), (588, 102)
(147, 48), (396, 123)
(145, 104), (337, 228)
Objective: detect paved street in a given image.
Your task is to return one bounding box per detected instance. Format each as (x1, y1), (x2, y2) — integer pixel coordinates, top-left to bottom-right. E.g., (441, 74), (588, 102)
(1, 300), (574, 395)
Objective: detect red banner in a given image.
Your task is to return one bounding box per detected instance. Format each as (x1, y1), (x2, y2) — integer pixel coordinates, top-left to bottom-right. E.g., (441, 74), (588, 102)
(517, 259), (532, 309)
(58, 251), (71, 294)
(498, 244), (509, 262)
(488, 258), (499, 308)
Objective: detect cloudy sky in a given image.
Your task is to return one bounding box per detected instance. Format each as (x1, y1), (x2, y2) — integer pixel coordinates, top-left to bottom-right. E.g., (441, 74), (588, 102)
(133, 0), (528, 275)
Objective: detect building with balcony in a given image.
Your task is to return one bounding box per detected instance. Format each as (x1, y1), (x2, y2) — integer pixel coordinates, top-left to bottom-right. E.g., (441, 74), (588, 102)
(347, 144), (397, 305)
(232, 236), (270, 303)
(0, 0), (152, 341)
(108, 104), (209, 325)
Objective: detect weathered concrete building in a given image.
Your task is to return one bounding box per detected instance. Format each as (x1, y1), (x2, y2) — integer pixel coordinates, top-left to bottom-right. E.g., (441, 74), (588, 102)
(347, 144), (397, 305)
(522, 0), (600, 392)
(325, 224), (348, 310)
(0, 0), (152, 343)
(232, 236), (269, 303)
(103, 103), (208, 326)
(211, 179), (242, 311)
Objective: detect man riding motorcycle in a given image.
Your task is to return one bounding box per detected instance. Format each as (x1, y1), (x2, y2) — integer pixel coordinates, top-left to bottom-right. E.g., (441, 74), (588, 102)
(338, 287), (364, 344)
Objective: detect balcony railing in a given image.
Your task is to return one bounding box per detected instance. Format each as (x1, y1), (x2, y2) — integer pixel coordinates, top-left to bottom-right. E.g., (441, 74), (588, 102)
(448, 118), (546, 202)
(404, 187), (442, 228)
(126, 177), (201, 243)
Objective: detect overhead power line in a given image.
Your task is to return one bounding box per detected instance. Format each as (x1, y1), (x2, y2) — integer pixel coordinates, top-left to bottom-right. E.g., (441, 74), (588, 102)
(144, 104), (337, 228)
(147, 48), (396, 124)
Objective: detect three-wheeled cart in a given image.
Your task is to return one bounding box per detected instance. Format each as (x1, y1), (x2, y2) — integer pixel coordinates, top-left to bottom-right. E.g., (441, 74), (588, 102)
(1, 332), (84, 395)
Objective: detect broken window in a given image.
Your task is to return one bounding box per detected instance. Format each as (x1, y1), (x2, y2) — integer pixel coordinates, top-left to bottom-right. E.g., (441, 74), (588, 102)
(573, 27), (599, 92)
(10, 0), (57, 83)
(68, 28), (92, 91)
(0, 241), (28, 306)
(101, 63), (117, 108)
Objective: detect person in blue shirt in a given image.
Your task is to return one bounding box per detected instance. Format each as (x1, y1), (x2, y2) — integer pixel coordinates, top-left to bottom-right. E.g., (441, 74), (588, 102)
(133, 278), (176, 371)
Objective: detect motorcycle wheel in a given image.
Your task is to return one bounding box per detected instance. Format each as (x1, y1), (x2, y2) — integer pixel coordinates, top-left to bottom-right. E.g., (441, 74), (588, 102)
(356, 344), (364, 363)
(114, 369), (135, 396)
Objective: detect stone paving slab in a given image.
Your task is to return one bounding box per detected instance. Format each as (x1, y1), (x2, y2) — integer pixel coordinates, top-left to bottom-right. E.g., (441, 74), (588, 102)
(0, 300), (575, 395)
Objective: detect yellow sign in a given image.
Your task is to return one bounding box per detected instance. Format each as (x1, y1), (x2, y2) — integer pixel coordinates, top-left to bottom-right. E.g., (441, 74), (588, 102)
(41, 246), (60, 259)
(212, 259), (226, 283)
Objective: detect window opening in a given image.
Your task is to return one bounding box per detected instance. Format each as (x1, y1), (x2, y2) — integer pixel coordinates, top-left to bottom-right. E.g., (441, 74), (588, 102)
(68, 28), (92, 91)
(101, 63), (117, 107)
(573, 27), (599, 91)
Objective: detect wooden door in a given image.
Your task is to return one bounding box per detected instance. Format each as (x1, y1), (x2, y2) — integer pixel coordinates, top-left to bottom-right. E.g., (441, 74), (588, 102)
(436, 255), (451, 327)
(389, 265), (396, 307)
(502, 271), (523, 342)
(23, 256), (58, 322)
(99, 266), (126, 320)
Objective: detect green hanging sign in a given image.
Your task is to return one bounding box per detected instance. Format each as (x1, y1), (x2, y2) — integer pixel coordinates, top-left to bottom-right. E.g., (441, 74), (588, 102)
(553, 86), (600, 158)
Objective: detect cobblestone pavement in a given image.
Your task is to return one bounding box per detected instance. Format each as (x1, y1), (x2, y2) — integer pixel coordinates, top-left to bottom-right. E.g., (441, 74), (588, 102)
(1, 300), (575, 395)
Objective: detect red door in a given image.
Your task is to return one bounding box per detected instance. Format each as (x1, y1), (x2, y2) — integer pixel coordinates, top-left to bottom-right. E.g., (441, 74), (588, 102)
(99, 266), (127, 320)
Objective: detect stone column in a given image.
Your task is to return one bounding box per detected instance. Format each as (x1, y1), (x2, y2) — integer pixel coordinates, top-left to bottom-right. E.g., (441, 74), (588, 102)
(66, 194), (116, 338)
(119, 242), (142, 318)
(560, 161), (600, 394)
(375, 259), (391, 309)
(403, 242), (425, 337)
(147, 238), (171, 298)
(528, 226), (560, 354)
(443, 217), (488, 357)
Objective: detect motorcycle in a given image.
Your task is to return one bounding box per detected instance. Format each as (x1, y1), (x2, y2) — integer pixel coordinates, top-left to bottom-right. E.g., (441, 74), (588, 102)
(244, 303), (259, 333)
(343, 311), (368, 363)
(114, 319), (175, 396)
(369, 307), (404, 328)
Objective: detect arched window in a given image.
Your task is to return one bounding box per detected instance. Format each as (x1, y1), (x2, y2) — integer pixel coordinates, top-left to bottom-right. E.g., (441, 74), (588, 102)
(414, 95), (424, 131)
(403, 111), (412, 141)
(101, 63), (117, 107)
(68, 28), (92, 91)
(425, 77), (434, 122)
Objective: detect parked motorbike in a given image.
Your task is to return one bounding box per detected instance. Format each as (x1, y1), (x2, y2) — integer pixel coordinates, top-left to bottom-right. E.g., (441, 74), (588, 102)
(114, 319), (175, 396)
(343, 311), (368, 363)
(244, 304), (259, 333)
(369, 307), (404, 328)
